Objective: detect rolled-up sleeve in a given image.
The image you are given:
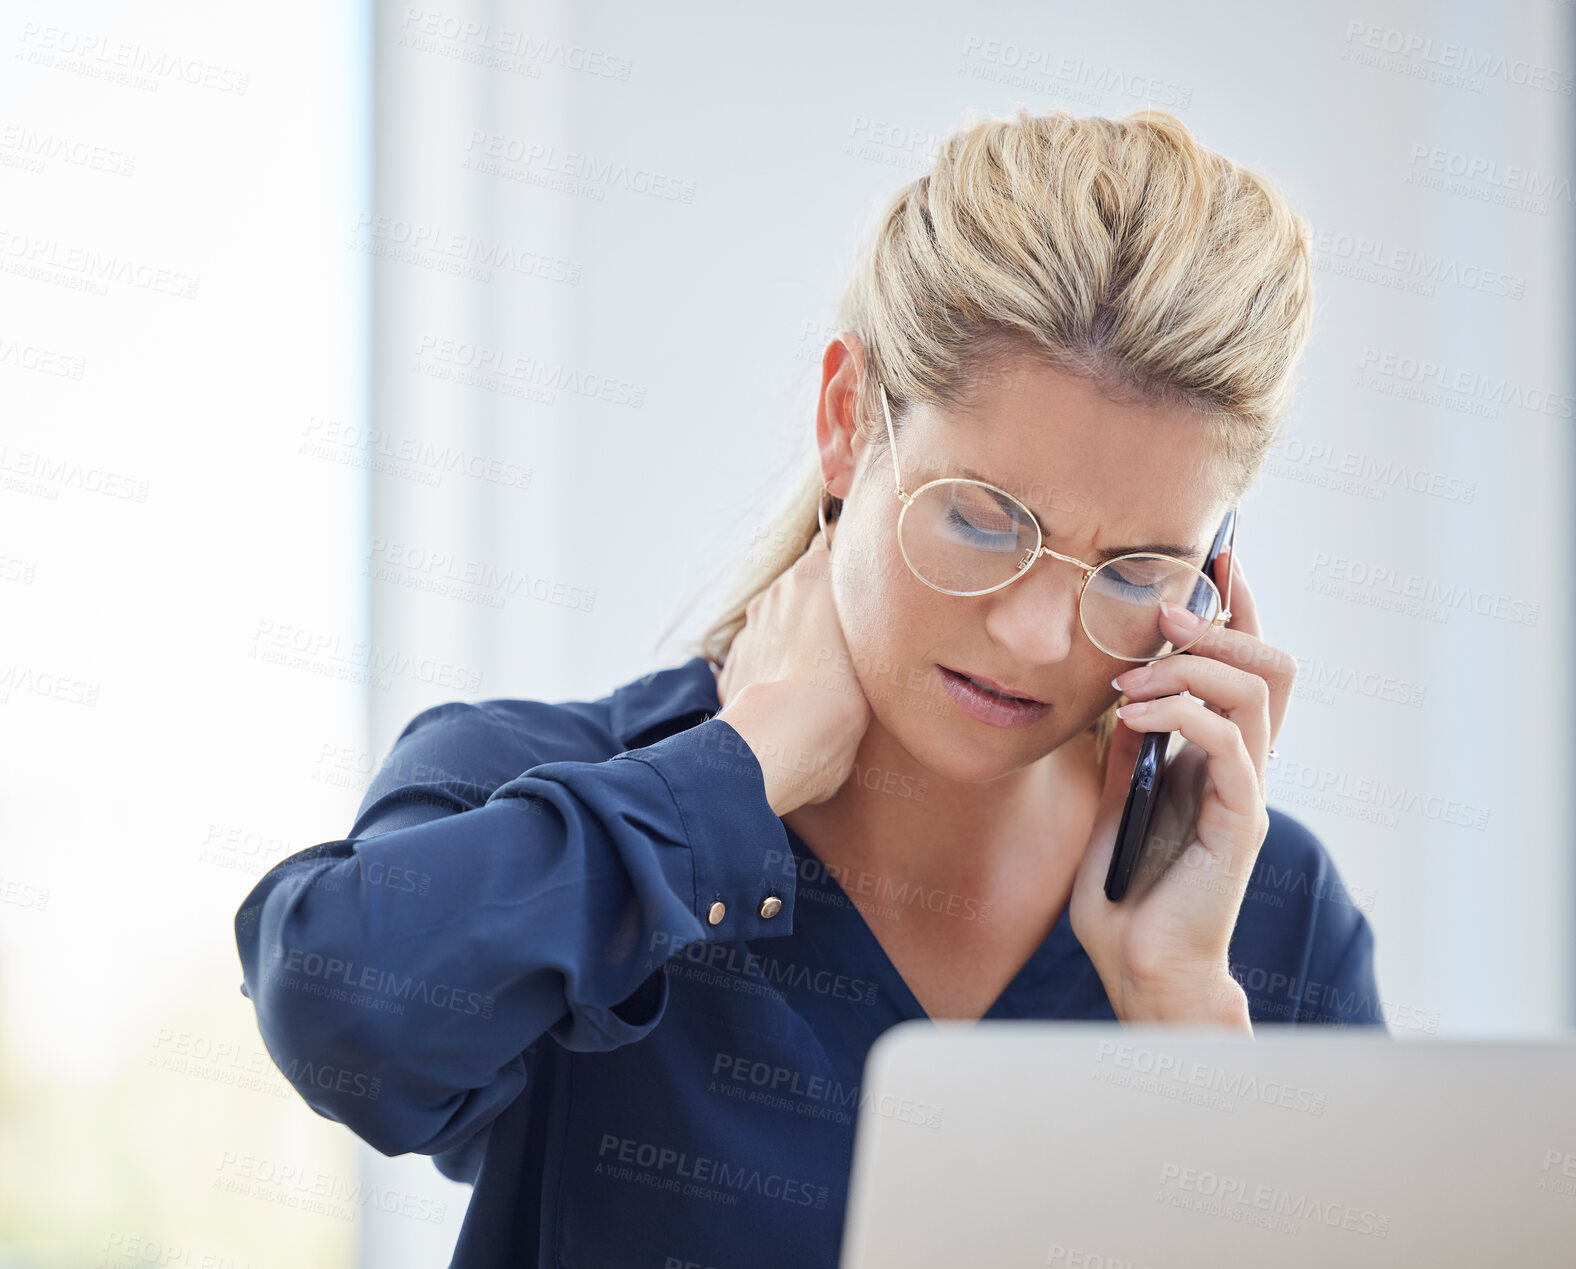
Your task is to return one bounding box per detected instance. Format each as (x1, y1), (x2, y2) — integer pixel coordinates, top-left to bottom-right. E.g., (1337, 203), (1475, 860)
(233, 710), (795, 1160)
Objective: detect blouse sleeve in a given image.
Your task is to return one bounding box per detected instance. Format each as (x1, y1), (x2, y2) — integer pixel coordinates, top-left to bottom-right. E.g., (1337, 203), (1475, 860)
(232, 707), (797, 1162)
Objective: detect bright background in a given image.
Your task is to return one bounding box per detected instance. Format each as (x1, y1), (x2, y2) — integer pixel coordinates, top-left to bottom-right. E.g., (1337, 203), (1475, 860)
(1, 1), (1571, 1265)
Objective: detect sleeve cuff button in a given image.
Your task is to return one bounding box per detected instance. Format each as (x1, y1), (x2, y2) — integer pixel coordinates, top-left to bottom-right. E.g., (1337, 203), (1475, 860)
(707, 900), (727, 925)
(759, 895), (782, 919)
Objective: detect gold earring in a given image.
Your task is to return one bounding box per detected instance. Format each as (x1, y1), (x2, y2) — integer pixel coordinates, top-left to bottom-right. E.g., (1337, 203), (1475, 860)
(817, 480), (841, 541)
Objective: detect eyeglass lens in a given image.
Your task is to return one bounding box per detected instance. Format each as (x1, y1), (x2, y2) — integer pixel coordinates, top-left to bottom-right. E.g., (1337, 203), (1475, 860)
(898, 481), (1220, 659)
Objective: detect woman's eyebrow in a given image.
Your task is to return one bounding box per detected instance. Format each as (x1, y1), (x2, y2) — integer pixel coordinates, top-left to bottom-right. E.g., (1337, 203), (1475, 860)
(1091, 540), (1205, 563)
(959, 464), (1205, 561)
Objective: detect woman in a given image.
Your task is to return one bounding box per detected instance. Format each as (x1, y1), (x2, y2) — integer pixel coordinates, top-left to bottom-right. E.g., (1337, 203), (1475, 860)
(235, 106), (1383, 1267)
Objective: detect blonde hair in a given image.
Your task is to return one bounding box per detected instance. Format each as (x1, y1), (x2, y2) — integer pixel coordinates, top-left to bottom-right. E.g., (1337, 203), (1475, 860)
(675, 104), (1314, 775)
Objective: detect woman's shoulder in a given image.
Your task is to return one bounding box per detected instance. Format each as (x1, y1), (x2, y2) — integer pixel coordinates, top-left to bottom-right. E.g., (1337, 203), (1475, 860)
(1250, 806), (1375, 918)
(1230, 806), (1386, 1026)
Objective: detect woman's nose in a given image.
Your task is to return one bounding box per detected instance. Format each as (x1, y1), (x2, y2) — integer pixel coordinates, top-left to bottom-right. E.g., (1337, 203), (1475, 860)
(980, 558), (1082, 664)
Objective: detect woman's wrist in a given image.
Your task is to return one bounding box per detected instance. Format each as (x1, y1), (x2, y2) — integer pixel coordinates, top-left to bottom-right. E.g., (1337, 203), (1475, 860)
(1111, 967), (1254, 1033)
(716, 681), (850, 817)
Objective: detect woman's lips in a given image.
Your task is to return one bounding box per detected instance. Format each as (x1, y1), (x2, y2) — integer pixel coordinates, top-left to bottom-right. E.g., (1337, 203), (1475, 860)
(937, 666), (1051, 729)
(940, 666), (1045, 704)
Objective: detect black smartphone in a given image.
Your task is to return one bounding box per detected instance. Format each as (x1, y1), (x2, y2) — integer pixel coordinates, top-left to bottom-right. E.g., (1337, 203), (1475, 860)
(1103, 507), (1237, 902)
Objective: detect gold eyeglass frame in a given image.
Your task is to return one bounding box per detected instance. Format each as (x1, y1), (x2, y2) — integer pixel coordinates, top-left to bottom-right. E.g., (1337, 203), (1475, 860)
(849, 379), (1239, 664)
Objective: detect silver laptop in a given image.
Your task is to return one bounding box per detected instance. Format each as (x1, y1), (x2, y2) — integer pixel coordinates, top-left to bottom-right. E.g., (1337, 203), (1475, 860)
(839, 1021), (1576, 1267)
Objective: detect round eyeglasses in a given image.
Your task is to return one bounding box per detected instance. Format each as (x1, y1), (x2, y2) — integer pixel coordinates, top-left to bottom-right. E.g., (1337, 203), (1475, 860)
(859, 379), (1238, 663)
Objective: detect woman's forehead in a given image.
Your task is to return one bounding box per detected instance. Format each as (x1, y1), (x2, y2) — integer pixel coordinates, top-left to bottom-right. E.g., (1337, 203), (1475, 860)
(897, 404), (1228, 511)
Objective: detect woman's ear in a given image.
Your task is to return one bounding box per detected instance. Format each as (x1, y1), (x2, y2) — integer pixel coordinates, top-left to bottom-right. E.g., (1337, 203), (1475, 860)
(816, 332), (867, 499)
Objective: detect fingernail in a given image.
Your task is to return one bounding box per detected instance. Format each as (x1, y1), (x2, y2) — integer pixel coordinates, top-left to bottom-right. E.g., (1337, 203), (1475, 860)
(1112, 666), (1147, 693)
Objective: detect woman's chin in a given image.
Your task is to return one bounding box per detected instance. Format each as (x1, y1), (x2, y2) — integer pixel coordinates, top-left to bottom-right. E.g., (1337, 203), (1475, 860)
(892, 715), (1061, 786)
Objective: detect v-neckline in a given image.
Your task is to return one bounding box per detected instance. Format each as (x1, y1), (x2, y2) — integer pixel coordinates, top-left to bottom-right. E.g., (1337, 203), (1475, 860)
(779, 820), (1088, 1031)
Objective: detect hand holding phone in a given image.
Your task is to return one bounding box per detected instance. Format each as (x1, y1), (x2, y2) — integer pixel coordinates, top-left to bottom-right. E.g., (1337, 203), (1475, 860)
(1102, 507), (1238, 902)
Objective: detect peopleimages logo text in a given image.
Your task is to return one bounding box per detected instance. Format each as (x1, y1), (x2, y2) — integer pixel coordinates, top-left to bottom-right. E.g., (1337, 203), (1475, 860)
(266, 945), (495, 1017)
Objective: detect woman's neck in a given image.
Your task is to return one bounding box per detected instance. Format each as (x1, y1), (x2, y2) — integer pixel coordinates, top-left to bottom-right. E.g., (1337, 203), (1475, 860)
(780, 720), (1105, 916)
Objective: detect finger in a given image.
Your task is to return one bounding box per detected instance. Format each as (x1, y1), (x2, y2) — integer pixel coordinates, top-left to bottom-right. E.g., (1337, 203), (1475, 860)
(1201, 554), (1298, 745)
(1157, 599), (1296, 720)
(1113, 653), (1270, 780)
(1114, 693), (1264, 817)
(1215, 549), (1261, 641)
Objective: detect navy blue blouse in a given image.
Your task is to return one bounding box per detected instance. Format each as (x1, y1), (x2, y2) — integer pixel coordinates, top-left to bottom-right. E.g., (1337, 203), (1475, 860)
(233, 654), (1385, 1267)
